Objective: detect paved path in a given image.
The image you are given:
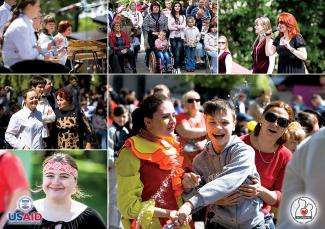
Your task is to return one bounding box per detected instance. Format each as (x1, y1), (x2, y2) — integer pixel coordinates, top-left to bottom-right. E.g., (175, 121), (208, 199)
(125, 50), (210, 75)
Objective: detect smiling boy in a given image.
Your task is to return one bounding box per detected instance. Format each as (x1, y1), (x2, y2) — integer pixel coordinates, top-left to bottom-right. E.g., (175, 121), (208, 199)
(177, 99), (265, 229)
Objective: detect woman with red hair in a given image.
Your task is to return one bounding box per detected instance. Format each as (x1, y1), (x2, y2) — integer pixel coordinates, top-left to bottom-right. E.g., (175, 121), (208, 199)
(265, 12), (307, 73)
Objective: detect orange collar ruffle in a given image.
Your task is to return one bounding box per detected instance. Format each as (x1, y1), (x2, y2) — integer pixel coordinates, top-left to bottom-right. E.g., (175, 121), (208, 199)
(124, 135), (184, 200)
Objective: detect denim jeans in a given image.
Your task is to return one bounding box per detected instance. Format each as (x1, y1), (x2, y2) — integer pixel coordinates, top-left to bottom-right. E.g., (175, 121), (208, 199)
(185, 47), (196, 70)
(170, 37), (184, 68)
(96, 129), (107, 149)
(196, 42), (205, 58)
(207, 50), (218, 73)
(157, 51), (171, 68)
(264, 215), (275, 229)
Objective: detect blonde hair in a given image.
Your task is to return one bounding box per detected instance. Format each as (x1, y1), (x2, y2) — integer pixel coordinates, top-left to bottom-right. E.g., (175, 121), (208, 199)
(33, 153), (89, 199)
(218, 35), (230, 52)
(252, 16), (272, 48)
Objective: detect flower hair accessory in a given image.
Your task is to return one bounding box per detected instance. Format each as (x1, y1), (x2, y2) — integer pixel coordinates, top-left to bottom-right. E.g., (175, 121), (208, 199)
(288, 121), (302, 130)
(43, 161), (78, 178)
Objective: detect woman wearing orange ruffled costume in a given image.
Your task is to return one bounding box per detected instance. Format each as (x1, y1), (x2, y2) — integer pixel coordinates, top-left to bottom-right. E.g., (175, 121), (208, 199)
(116, 94), (192, 229)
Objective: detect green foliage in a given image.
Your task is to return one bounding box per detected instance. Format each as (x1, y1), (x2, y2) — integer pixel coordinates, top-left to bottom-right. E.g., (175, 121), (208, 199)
(219, 0), (325, 73)
(40, 0), (101, 32)
(0, 75), (105, 103)
(179, 75), (274, 99)
(79, 18), (102, 32)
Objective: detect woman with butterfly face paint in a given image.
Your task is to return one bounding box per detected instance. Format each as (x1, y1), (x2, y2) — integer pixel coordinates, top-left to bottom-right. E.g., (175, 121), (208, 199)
(240, 101), (294, 228)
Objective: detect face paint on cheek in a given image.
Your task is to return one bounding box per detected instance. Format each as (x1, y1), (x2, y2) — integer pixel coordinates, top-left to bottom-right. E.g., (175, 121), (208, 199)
(161, 119), (169, 126)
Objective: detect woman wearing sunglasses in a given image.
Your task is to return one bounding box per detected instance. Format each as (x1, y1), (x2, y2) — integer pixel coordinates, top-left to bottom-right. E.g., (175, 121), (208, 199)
(176, 90), (206, 171)
(265, 12), (307, 73)
(218, 35), (232, 74)
(240, 101), (294, 228)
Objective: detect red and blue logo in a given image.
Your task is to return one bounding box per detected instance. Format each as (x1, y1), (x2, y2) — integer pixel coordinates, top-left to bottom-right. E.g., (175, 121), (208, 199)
(7, 196), (42, 225)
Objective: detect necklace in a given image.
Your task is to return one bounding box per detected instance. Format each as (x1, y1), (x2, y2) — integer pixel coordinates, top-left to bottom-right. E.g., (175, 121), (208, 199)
(255, 136), (277, 164)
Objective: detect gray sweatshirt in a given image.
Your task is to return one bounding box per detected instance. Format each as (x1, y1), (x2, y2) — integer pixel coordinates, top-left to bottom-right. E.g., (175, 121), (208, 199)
(183, 135), (265, 229)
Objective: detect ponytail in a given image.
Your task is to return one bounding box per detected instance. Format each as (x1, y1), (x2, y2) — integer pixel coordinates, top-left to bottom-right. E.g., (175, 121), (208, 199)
(1, 0), (38, 46)
(130, 94), (169, 136)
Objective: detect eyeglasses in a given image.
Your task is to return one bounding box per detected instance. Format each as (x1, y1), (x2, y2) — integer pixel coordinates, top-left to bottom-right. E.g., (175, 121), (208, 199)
(187, 98), (200, 103)
(218, 42), (226, 44)
(278, 20), (285, 25)
(264, 112), (289, 128)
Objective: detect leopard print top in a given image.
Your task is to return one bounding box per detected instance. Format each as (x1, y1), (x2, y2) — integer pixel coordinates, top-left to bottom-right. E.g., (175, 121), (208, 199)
(55, 108), (92, 149)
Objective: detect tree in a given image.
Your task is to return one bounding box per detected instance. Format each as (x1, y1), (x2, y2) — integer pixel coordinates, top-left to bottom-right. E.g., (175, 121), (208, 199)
(219, 0), (325, 73)
(180, 75), (274, 101)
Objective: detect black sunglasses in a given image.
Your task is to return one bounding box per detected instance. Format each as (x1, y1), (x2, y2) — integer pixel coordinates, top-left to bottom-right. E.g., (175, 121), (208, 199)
(218, 42), (226, 44)
(187, 98), (200, 103)
(278, 20), (285, 25)
(264, 112), (289, 128)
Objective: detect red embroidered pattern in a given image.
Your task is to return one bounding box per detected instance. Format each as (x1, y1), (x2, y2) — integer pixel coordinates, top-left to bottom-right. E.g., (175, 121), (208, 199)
(43, 161), (78, 178)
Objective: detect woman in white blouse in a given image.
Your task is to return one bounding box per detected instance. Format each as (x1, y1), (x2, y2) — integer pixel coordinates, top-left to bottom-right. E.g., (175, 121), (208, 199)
(2, 0), (41, 67)
(1, 0), (68, 73)
(5, 89), (44, 149)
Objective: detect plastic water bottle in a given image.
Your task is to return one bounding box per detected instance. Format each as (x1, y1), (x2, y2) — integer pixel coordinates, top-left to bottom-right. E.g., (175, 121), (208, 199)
(163, 223), (175, 229)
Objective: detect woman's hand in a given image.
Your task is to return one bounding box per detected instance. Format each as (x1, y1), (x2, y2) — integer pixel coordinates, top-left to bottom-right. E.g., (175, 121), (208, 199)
(216, 192), (243, 206)
(282, 39), (291, 49)
(85, 143), (92, 149)
(238, 178), (262, 199)
(264, 29), (273, 39)
(182, 172), (201, 189)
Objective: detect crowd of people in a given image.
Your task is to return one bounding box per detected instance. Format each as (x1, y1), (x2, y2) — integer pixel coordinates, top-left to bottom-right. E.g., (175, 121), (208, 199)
(0, 0), (86, 73)
(109, 83), (325, 228)
(0, 76), (108, 149)
(109, 0), (308, 74)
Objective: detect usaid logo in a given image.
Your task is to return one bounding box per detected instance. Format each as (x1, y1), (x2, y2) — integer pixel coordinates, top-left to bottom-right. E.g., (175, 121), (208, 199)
(8, 196), (42, 225)
(17, 197), (33, 212)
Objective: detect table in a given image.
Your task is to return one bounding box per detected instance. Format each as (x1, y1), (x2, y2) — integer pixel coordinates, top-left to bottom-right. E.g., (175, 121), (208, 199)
(67, 40), (107, 73)
(68, 31), (107, 41)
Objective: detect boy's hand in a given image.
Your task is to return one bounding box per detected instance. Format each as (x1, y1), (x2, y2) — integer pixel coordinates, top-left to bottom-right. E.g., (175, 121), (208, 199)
(177, 202), (193, 226)
(182, 172), (201, 189)
(216, 192), (243, 206)
(238, 178), (262, 199)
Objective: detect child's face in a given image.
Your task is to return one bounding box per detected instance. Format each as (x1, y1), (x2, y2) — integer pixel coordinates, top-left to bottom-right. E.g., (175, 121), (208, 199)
(159, 32), (166, 40)
(187, 20), (194, 27)
(203, 20), (210, 27)
(211, 26), (218, 33)
(204, 110), (235, 153)
(113, 112), (129, 127)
